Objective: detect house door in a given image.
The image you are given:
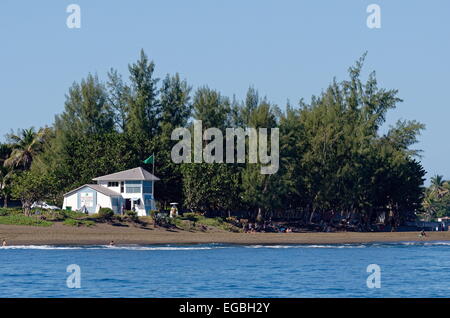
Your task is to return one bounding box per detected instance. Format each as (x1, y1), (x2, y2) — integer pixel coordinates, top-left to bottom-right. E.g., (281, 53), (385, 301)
(125, 199), (131, 211)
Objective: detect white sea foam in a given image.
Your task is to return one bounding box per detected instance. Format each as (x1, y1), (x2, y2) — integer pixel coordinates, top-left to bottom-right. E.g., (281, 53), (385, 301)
(0, 245), (84, 250)
(425, 242), (450, 246)
(399, 241), (450, 246)
(1, 241), (449, 251)
(245, 245), (295, 249)
(0, 244), (226, 251)
(103, 245), (222, 251)
(244, 244), (367, 249)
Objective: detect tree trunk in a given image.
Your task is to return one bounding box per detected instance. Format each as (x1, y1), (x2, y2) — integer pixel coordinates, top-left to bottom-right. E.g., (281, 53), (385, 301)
(22, 200), (31, 216)
(256, 208), (263, 223)
(304, 205), (311, 224)
(3, 195), (7, 208)
(309, 208), (316, 223)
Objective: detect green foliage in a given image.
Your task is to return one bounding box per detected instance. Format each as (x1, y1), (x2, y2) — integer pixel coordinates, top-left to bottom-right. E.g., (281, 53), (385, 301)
(0, 214), (53, 227)
(122, 210), (139, 222)
(192, 86), (231, 129)
(0, 207), (88, 227)
(181, 87), (240, 215)
(421, 175), (450, 220)
(1, 128), (51, 208)
(55, 74), (114, 137)
(177, 213), (242, 232)
(153, 73), (192, 207)
(11, 170), (58, 215)
(127, 49), (160, 138)
(182, 163), (240, 216)
(63, 218), (95, 227)
(4, 127), (51, 170)
(0, 207), (22, 216)
(0, 147), (14, 208)
(62, 218), (81, 226)
(152, 212), (172, 227)
(2, 51), (427, 231)
(149, 210), (158, 219)
(62, 210), (89, 219)
(124, 210), (137, 217)
(98, 208), (114, 219)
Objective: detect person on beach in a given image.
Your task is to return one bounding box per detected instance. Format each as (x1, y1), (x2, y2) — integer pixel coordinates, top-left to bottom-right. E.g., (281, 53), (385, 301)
(109, 240), (115, 246)
(2, 239), (7, 247)
(419, 230), (427, 238)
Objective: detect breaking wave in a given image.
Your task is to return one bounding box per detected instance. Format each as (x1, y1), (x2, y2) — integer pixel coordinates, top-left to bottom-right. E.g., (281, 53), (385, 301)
(245, 244), (368, 249)
(0, 244), (226, 251)
(1, 241), (449, 250)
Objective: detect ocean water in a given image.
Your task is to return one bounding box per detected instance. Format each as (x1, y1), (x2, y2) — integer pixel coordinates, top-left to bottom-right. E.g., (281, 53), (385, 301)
(0, 242), (449, 298)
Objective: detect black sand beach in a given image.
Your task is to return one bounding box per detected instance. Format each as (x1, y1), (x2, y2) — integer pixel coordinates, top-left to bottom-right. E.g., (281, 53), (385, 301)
(1, 223), (449, 246)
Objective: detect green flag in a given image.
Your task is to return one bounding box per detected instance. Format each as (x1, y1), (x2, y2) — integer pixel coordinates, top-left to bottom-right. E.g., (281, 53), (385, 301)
(143, 155), (154, 164)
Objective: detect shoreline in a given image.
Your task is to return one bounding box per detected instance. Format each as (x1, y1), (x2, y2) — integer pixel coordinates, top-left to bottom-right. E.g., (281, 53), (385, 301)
(2, 240), (450, 247)
(1, 223), (450, 246)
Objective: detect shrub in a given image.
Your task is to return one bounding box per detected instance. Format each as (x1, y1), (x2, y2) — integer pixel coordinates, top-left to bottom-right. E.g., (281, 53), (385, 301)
(63, 219), (81, 227)
(83, 220), (95, 227)
(170, 217), (193, 231)
(150, 210), (158, 220)
(37, 210), (66, 221)
(63, 210), (88, 219)
(153, 213), (172, 227)
(178, 213), (242, 233)
(124, 210), (138, 218)
(120, 210), (139, 223)
(98, 208), (114, 219)
(63, 219), (95, 227)
(182, 212), (200, 222)
(0, 214), (53, 227)
(0, 208), (22, 216)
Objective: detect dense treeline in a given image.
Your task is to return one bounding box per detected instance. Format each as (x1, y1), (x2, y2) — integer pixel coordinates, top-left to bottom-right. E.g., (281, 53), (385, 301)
(0, 50), (430, 230)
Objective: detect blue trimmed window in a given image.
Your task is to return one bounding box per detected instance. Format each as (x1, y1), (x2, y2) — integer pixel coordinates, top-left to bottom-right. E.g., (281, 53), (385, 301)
(111, 197), (120, 207)
(143, 181), (153, 194)
(125, 181), (141, 194)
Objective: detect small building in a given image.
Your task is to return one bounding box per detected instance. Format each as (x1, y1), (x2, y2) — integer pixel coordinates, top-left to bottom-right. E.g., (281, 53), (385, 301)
(63, 167), (160, 216)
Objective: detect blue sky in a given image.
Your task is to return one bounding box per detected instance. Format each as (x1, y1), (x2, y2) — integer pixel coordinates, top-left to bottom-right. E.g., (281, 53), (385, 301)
(1, 0), (449, 182)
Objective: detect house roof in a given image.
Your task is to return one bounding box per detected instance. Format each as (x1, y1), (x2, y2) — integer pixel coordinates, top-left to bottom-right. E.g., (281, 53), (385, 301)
(92, 167), (160, 182)
(64, 184), (122, 198)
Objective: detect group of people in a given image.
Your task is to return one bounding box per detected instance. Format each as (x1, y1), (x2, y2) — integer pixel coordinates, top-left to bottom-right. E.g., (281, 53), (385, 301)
(244, 221), (294, 233)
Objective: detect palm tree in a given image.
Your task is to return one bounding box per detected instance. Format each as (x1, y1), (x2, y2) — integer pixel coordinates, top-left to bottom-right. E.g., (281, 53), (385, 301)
(3, 127), (50, 170)
(430, 175), (449, 199)
(0, 144), (13, 207)
(421, 175), (450, 221)
(422, 189), (437, 221)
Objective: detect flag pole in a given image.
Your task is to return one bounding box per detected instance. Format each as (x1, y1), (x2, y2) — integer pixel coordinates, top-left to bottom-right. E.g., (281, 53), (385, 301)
(152, 152), (155, 176)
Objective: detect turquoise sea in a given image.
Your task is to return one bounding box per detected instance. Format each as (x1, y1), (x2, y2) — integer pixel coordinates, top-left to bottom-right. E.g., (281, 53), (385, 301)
(0, 242), (449, 298)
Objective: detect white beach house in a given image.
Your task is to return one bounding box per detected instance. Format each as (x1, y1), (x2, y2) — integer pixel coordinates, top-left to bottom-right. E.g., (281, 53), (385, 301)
(62, 167), (160, 216)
